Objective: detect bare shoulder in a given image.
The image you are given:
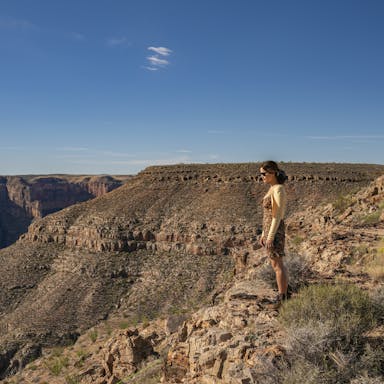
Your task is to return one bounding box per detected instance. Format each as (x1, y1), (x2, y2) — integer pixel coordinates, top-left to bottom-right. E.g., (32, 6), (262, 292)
(273, 184), (285, 193)
(272, 184), (286, 199)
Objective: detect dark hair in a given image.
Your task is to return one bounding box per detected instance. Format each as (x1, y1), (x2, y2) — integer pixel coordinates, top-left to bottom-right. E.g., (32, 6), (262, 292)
(260, 160), (288, 184)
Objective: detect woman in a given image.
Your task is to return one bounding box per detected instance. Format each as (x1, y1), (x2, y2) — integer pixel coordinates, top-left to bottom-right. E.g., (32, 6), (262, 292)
(259, 161), (289, 307)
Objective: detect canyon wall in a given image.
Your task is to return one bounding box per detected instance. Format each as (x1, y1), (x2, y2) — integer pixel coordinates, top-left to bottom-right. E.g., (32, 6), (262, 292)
(24, 162), (384, 254)
(0, 162), (383, 379)
(0, 175), (130, 248)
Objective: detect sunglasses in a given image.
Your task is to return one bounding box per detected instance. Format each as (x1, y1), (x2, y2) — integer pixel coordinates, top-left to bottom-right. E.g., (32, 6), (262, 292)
(260, 172), (268, 176)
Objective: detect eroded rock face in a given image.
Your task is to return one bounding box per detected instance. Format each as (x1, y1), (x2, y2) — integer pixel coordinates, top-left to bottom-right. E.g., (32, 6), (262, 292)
(0, 175), (130, 248)
(163, 277), (285, 384)
(0, 163), (383, 379)
(286, 175), (384, 275)
(101, 329), (157, 380)
(161, 175), (384, 384)
(23, 163), (384, 255)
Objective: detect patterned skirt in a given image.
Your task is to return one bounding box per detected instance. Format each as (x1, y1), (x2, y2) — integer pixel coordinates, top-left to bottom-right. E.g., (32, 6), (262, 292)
(262, 197), (286, 258)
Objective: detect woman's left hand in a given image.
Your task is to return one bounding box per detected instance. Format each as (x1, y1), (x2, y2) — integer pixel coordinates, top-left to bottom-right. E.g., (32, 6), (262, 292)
(266, 239), (274, 249)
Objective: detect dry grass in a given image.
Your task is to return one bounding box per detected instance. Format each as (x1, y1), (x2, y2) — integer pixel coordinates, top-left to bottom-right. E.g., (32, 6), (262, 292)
(361, 211), (382, 225)
(365, 253), (384, 280)
(365, 242), (384, 280)
(44, 355), (69, 376)
(333, 194), (354, 213)
(290, 235), (305, 248)
(88, 329), (98, 343)
(276, 284), (384, 383)
(257, 252), (312, 292)
(351, 376), (384, 384)
(280, 284), (376, 343)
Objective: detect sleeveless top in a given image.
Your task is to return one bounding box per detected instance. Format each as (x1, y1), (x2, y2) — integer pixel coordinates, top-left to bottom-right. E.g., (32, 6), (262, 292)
(262, 196), (286, 258)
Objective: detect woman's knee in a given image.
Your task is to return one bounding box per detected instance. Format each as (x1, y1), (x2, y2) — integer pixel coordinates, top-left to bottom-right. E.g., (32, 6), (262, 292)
(270, 257), (283, 270)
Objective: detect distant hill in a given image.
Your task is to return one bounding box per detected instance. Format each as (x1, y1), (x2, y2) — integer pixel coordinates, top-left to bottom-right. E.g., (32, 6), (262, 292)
(0, 162), (383, 379)
(0, 174), (132, 248)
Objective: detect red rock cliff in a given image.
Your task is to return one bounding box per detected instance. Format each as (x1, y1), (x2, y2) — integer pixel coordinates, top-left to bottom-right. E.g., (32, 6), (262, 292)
(0, 175), (130, 248)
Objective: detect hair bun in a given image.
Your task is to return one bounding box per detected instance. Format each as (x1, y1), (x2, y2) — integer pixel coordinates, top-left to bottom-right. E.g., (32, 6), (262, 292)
(276, 169), (288, 184)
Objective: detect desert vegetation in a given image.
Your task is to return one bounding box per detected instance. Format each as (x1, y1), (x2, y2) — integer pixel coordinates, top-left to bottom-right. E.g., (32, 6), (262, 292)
(257, 252), (313, 292)
(347, 240), (384, 281)
(332, 194), (355, 213)
(265, 284), (384, 384)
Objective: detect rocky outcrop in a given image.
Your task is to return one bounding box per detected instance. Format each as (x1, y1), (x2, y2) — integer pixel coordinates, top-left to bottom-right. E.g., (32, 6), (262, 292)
(0, 162), (383, 380)
(0, 175), (130, 248)
(102, 329), (156, 376)
(287, 175), (384, 275)
(163, 275), (284, 384)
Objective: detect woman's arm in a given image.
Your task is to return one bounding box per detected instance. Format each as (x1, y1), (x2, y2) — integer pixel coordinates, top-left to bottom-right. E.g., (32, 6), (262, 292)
(267, 186), (286, 242)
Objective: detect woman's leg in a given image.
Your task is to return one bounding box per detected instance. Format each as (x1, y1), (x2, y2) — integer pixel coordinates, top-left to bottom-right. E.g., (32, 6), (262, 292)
(270, 257), (288, 295)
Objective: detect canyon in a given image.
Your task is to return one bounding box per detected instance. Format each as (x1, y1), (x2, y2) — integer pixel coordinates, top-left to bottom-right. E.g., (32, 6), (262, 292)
(0, 162), (383, 383)
(0, 175), (131, 249)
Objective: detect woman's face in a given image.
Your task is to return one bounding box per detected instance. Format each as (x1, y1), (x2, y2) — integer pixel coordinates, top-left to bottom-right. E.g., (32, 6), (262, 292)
(260, 168), (276, 185)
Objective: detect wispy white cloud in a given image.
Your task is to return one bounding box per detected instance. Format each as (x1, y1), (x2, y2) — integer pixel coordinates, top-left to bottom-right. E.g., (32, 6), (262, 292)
(144, 66), (158, 71)
(145, 46), (172, 71)
(56, 154), (94, 159)
(147, 55), (169, 66)
(176, 149), (192, 153)
(56, 147), (89, 152)
(106, 37), (129, 47)
(101, 151), (136, 158)
(56, 149), (137, 159)
(307, 135), (384, 141)
(0, 17), (37, 30)
(148, 46), (172, 56)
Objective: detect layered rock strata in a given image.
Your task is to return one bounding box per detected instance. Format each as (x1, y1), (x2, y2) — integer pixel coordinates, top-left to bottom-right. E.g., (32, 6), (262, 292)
(0, 175), (130, 248)
(0, 162), (383, 380)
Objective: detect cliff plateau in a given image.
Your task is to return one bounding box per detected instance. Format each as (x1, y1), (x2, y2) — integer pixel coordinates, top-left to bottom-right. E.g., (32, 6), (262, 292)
(0, 162), (383, 382)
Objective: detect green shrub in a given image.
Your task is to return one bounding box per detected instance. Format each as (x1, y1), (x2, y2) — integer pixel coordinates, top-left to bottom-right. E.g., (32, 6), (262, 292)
(371, 285), (384, 319)
(351, 377), (384, 384)
(290, 235), (305, 248)
(280, 284), (376, 343)
(45, 356), (69, 376)
(364, 244), (384, 280)
(333, 194), (354, 213)
(65, 375), (80, 384)
(76, 349), (88, 358)
(361, 211), (381, 225)
(281, 358), (321, 384)
(279, 284), (381, 383)
(351, 376), (384, 384)
(118, 321), (129, 329)
(355, 344), (384, 378)
(50, 346), (64, 357)
(351, 244), (369, 257)
(74, 349), (90, 368)
(88, 329), (98, 343)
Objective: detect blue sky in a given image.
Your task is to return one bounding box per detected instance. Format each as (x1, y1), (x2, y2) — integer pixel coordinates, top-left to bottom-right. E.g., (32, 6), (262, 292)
(0, 0), (383, 175)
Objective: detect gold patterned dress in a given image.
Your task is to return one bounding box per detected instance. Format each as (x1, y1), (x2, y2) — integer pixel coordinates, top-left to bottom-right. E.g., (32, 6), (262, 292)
(262, 196), (286, 258)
